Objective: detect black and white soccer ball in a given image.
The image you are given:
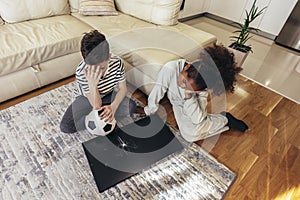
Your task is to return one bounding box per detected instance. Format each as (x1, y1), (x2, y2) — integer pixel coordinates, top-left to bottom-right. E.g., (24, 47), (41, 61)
(85, 109), (116, 136)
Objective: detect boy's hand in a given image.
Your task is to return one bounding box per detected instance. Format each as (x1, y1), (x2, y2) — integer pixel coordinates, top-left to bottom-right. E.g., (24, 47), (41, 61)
(84, 65), (103, 88)
(99, 105), (114, 123)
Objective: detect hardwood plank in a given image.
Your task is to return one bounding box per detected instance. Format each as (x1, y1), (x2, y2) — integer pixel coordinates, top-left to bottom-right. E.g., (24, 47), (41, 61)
(279, 146), (300, 187)
(231, 77), (283, 117)
(235, 154), (272, 199)
(289, 130), (300, 151)
(275, 98), (300, 119)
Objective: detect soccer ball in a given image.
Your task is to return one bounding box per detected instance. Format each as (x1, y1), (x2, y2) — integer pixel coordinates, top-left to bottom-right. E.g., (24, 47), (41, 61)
(85, 109), (116, 136)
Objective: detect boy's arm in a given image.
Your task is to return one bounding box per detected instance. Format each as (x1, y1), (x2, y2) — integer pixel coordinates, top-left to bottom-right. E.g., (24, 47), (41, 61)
(99, 80), (127, 122)
(182, 91), (208, 124)
(110, 80), (127, 114)
(110, 58), (127, 114)
(86, 86), (102, 109)
(84, 65), (103, 109)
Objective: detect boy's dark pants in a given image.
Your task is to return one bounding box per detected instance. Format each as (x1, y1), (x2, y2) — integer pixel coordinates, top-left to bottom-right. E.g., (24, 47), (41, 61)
(60, 92), (136, 133)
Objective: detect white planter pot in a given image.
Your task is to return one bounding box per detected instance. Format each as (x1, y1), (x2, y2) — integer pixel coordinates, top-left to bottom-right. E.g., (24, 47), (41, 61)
(227, 47), (250, 67)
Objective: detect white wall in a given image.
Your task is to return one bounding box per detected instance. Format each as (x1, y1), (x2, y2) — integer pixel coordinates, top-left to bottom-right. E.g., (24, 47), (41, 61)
(180, 0), (298, 36)
(208, 0), (248, 22)
(179, 0), (206, 19)
(241, 0), (270, 28)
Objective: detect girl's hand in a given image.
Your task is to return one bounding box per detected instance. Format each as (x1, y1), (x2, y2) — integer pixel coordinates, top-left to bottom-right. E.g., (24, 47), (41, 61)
(184, 89), (193, 100)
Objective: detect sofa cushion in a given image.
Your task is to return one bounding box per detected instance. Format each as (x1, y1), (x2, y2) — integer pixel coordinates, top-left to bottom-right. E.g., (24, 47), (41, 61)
(74, 12), (216, 64)
(69, 0), (80, 13)
(72, 12), (155, 37)
(0, 0), (70, 23)
(114, 0), (182, 25)
(72, 13), (216, 95)
(109, 23), (217, 89)
(79, 0), (118, 16)
(0, 15), (93, 77)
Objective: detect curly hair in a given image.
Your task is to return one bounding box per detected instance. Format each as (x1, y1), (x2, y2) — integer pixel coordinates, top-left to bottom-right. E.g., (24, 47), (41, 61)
(80, 30), (110, 65)
(187, 44), (242, 96)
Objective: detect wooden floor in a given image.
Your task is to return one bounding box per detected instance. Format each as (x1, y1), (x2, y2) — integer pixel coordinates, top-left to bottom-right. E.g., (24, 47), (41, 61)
(1, 75), (299, 200)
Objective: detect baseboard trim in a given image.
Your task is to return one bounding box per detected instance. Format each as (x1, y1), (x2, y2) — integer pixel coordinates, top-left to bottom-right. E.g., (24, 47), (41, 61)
(178, 13), (206, 22)
(205, 13), (276, 40)
(180, 12), (277, 41)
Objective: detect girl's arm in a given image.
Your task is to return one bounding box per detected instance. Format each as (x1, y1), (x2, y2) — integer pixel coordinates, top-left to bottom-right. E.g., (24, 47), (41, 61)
(182, 90), (208, 124)
(144, 62), (174, 115)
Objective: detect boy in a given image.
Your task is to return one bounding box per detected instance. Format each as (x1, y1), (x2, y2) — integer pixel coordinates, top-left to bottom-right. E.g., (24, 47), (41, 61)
(138, 44), (248, 142)
(60, 30), (136, 133)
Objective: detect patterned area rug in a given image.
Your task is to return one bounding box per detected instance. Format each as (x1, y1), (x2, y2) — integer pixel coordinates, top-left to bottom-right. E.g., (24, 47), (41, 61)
(0, 82), (236, 200)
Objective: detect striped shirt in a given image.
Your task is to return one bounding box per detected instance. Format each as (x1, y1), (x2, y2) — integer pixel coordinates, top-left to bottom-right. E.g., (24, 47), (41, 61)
(74, 55), (125, 97)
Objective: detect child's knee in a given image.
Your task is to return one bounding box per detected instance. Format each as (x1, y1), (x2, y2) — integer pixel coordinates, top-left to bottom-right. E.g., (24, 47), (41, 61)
(60, 119), (77, 133)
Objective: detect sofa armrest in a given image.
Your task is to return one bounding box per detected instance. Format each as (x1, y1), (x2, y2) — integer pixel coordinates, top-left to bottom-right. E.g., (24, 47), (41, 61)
(0, 17), (4, 25)
(115, 0), (183, 25)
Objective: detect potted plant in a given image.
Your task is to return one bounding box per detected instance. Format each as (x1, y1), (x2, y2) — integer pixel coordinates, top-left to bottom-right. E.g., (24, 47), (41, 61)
(228, 0), (266, 67)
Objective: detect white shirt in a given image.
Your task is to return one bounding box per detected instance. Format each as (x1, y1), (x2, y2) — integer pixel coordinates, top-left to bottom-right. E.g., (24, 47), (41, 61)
(144, 59), (228, 142)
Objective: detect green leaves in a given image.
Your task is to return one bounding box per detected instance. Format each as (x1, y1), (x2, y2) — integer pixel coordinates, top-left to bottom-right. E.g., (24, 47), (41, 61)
(230, 0), (266, 53)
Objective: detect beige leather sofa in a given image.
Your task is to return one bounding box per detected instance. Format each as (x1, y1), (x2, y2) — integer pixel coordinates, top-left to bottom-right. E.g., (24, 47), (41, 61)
(0, 0), (216, 103)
